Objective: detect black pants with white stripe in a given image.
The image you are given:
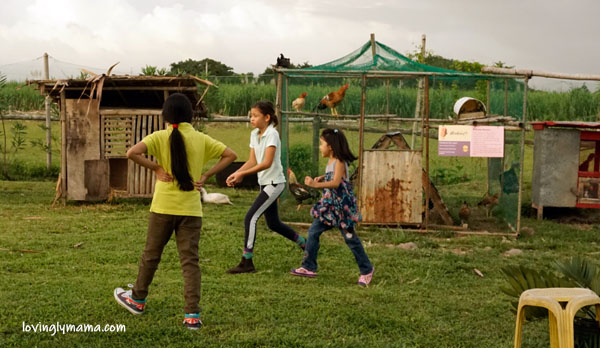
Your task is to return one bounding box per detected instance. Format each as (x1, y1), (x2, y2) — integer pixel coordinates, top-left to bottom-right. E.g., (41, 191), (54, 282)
(244, 183), (298, 253)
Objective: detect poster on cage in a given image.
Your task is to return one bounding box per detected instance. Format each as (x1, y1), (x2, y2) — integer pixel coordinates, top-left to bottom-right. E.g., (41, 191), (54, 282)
(438, 125), (504, 158)
(438, 125), (472, 157)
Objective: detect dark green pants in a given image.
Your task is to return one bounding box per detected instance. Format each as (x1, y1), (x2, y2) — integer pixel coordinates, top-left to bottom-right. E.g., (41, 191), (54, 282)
(132, 212), (203, 313)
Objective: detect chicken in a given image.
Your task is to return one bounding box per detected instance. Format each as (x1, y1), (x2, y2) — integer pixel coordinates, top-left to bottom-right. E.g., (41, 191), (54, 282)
(477, 192), (499, 217)
(200, 187), (232, 205)
(292, 92), (308, 112)
(287, 168), (317, 210)
(276, 53), (290, 68)
(458, 201), (470, 227)
(314, 83), (349, 116)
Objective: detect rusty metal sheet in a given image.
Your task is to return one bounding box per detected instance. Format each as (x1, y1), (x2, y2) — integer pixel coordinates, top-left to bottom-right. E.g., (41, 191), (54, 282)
(532, 128), (579, 207)
(359, 150), (422, 224)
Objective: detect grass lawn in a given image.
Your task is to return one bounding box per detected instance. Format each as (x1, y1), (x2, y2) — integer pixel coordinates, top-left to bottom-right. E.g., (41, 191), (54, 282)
(2, 179), (599, 347)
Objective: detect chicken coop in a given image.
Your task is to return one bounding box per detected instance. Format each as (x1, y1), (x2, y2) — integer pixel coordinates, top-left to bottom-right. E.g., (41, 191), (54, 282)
(31, 74), (214, 202)
(274, 34), (528, 233)
(531, 121), (600, 219)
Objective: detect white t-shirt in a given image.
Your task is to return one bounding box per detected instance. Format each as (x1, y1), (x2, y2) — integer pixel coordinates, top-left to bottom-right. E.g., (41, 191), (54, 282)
(250, 124), (286, 185)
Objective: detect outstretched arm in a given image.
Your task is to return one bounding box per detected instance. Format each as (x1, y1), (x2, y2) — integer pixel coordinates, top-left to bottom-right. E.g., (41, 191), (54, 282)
(227, 147), (275, 186)
(305, 160), (345, 189)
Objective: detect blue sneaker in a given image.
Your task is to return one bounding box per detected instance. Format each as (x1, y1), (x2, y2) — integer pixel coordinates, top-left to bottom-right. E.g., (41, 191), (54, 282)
(183, 313), (202, 330)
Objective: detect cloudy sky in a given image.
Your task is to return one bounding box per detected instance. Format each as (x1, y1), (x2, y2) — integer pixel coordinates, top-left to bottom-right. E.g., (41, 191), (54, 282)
(1, 0), (599, 89)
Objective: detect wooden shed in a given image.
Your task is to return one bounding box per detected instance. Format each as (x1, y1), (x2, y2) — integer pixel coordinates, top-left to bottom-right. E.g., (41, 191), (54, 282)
(31, 75), (214, 202)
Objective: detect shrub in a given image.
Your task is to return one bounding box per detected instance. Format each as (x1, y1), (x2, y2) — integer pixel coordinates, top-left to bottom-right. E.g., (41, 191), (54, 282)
(288, 143), (313, 181)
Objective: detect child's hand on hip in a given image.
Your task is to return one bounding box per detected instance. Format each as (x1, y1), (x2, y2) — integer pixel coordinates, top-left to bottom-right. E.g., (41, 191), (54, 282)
(226, 172), (243, 187)
(155, 167), (173, 182)
(304, 176), (314, 187)
(194, 175), (209, 191)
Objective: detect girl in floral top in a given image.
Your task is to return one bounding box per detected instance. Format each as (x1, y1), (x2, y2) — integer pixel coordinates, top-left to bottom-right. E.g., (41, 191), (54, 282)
(290, 128), (374, 286)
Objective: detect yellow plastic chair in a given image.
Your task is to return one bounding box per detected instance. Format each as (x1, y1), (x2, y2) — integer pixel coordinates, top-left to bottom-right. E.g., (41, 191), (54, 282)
(514, 288), (600, 348)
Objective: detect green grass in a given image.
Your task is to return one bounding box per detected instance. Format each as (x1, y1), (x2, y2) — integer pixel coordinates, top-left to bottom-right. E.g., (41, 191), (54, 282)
(2, 180), (599, 347)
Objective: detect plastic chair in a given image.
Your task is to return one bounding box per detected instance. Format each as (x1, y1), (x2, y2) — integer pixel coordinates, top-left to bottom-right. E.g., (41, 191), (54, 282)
(514, 288), (600, 348)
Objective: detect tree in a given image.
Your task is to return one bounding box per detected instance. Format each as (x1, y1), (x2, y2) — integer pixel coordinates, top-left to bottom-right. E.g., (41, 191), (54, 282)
(140, 65), (167, 76)
(170, 58), (235, 77)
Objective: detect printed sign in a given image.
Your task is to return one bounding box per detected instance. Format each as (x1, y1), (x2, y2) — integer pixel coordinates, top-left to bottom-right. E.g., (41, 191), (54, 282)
(438, 125), (504, 158)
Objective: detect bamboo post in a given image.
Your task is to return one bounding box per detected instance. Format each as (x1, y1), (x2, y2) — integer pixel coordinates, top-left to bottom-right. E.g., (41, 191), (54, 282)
(486, 80), (491, 116)
(516, 77), (528, 234)
(504, 79), (508, 117)
(281, 75), (289, 186)
(275, 72), (283, 136)
(424, 76), (430, 231)
(60, 90), (67, 205)
(357, 74), (367, 202)
(411, 34), (426, 149)
(312, 115), (320, 177)
(370, 33), (377, 61)
(386, 79), (390, 131)
(43, 53), (51, 169)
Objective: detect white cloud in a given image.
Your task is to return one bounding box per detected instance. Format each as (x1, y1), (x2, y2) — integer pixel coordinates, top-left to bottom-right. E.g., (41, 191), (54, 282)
(1, 0), (599, 86)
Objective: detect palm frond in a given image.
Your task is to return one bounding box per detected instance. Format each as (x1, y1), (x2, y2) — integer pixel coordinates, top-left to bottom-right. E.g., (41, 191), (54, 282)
(554, 256), (600, 293)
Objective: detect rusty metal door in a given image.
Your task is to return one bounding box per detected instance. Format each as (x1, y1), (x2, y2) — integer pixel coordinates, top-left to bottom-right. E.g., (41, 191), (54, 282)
(358, 150), (423, 224)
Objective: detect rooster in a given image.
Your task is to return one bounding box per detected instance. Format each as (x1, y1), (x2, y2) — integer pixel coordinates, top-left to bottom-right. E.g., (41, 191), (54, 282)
(314, 83), (349, 116)
(477, 192), (499, 217)
(287, 168), (318, 210)
(292, 92), (308, 112)
(458, 201), (470, 227)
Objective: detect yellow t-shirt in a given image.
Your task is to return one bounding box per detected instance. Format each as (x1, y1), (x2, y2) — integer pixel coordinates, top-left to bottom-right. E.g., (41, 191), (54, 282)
(142, 122), (226, 217)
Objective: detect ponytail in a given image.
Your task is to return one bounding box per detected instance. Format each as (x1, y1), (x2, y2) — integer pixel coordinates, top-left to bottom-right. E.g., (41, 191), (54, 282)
(162, 93), (195, 191)
(169, 126), (194, 191)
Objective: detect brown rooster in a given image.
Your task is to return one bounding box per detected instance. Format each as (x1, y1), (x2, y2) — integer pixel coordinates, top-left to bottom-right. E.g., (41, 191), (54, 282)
(477, 192), (499, 217)
(287, 168), (317, 210)
(292, 92), (307, 112)
(458, 201), (470, 227)
(315, 83), (349, 116)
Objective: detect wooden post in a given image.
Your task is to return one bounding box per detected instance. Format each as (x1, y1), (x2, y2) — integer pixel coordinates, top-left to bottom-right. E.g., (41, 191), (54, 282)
(504, 79), (508, 117)
(516, 77), (528, 234)
(281, 75), (289, 184)
(370, 33), (377, 62)
(43, 53), (51, 169)
(411, 34), (426, 149)
(486, 80), (491, 116)
(357, 74), (367, 201)
(312, 115), (320, 177)
(424, 76), (430, 231)
(386, 78), (390, 131)
(275, 72), (283, 136)
(60, 90), (67, 205)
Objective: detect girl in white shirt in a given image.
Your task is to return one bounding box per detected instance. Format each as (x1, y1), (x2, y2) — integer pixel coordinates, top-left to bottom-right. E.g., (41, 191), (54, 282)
(226, 101), (306, 273)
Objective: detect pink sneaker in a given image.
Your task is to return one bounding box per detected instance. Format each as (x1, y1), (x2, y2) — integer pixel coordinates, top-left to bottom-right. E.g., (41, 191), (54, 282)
(290, 267), (317, 278)
(358, 267), (374, 286)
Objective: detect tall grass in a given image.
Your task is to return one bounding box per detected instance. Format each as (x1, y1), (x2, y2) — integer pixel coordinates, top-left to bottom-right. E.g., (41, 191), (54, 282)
(3, 80), (598, 121)
(1, 82), (45, 111)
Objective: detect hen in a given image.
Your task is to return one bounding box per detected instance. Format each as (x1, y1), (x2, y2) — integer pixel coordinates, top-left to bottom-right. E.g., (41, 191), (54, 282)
(287, 168), (318, 210)
(292, 92), (308, 112)
(315, 83), (349, 116)
(477, 192), (499, 217)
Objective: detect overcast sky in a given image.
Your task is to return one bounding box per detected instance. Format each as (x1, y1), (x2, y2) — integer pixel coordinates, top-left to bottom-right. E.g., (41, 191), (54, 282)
(1, 0), (599, 89)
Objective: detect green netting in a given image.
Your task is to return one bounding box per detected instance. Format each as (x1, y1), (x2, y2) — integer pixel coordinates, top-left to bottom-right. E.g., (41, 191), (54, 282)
(487, 132), (523, 230)
(299, 40), (477, 75)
